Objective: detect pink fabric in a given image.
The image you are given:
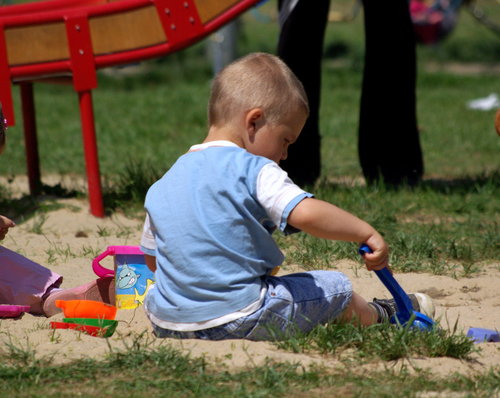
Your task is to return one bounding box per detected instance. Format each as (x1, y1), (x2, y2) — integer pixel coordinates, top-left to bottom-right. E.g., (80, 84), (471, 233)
(409, 0), (459, 44)
(410, 0), (428, 14)
(0, 246), (62, 314)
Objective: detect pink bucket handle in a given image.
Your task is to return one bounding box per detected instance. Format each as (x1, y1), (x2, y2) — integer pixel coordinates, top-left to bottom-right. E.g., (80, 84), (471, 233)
(92, 245), (144, 278)
(92, 247), (115, 278)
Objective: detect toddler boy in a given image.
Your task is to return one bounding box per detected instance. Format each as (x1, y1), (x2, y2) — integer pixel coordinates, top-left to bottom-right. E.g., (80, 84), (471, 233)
(140, 53), (434, 340)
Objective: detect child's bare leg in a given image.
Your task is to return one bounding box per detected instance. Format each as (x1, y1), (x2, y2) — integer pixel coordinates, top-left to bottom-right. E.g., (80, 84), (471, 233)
(339, 292), (378, 326)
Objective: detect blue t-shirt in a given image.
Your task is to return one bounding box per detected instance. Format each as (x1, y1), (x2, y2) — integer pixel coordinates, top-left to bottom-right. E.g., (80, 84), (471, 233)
(143, 143), (311, 323)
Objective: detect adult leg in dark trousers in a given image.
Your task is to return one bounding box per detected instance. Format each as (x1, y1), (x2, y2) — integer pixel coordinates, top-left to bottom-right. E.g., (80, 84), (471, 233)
(359, 0), (424, 186)
(277, 0), (330, 186)
(278, 1), (424, 187)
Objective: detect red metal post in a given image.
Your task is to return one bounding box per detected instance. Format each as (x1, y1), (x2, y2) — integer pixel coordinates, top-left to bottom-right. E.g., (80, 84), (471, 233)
(0, 24), (15, 125)
(19, 82), (41, 195)
(65, 14), (102, 216)
(78, 90), (104, 217)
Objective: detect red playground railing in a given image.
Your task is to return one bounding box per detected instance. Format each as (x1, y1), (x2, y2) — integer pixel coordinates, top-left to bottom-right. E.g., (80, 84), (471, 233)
(0, 0), (260, 217)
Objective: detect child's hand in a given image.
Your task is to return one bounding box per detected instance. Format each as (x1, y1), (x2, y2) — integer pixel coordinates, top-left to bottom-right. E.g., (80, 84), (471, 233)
(0, 215), (15, 240)
(362, 233), (389, 271)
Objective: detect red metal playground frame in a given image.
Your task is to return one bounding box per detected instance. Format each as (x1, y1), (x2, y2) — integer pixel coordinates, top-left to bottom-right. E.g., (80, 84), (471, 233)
(0, 0), (260, 217)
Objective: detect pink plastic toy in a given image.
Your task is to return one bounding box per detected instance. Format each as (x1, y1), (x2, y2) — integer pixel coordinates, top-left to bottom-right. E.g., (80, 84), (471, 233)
(0, 304), (31, 318)
(92, 245), (144, 277)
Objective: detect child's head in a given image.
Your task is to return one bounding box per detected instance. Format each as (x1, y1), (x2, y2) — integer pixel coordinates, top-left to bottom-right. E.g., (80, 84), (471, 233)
(208, 52), (309, 129)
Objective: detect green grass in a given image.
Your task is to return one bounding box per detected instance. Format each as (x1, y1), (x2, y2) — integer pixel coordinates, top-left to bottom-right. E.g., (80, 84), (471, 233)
(0, 331), (497, 398)
(5, 66), (497, 180)
(277, 173), (499, 276)
(274, 320), (476, 360)
(1, 1), (499, 179)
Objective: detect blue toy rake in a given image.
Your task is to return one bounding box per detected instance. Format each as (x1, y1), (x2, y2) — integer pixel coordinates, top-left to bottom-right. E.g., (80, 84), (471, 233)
(358, 244), (435, 330)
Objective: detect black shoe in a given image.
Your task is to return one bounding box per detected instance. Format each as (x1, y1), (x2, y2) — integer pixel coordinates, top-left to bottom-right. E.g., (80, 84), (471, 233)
(372, 293), (435, 322)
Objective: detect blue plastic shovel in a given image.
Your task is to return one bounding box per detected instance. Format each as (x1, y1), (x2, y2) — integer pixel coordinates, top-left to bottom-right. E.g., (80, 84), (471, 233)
(358, 244), (435, 330)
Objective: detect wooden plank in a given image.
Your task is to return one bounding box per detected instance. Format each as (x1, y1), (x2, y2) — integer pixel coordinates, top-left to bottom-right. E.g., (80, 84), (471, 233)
(90, 5), (167, 55)
(194, 0), (241, 23)
(4, 0), (246, 65)
(5, 22), (69, 65)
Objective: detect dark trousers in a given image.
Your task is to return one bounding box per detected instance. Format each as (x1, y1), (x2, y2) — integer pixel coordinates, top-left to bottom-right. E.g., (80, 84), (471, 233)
(277, 0), (424, 186)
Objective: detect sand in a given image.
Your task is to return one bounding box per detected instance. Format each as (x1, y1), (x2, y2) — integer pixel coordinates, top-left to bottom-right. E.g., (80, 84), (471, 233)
(0, 185), (499, 376)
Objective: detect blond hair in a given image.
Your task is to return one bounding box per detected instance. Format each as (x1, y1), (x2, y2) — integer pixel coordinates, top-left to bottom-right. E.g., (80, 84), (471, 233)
(208, 53), (309, 127)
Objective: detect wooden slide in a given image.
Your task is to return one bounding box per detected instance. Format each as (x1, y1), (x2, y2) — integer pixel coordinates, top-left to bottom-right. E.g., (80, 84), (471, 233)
(0, 0), (261, 216)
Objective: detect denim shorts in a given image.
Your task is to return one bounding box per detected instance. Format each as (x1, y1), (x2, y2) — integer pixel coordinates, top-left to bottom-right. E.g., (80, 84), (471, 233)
(151, 271), (352, 341)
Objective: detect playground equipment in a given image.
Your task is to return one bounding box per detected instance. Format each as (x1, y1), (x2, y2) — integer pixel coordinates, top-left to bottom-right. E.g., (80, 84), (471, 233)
(0, 0), (261, 217)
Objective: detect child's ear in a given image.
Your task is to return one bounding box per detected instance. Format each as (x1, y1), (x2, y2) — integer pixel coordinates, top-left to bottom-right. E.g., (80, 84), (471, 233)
(245, 108), (264, 139)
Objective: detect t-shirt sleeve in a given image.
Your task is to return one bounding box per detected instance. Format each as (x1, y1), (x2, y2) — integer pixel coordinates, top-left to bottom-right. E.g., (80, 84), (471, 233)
(256, 162), (313, 235)
(140, 213), (157, 256)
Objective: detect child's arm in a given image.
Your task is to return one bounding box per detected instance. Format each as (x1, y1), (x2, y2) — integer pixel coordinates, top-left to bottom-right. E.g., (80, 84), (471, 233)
(287, 198), (389, 271)
(0, 215), (15, 241)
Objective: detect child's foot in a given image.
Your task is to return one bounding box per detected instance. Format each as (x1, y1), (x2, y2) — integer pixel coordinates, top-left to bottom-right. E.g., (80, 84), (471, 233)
(371, 293), (435, 323)
(42, 277), (115, 317)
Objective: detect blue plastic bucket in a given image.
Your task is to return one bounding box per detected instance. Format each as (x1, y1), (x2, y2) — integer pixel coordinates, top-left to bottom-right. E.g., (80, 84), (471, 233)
(92, 246), (155, 309)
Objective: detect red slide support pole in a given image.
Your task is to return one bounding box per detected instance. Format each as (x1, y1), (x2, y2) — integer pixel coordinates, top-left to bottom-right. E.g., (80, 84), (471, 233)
(65, 13), (102, 217)
(78, 89), (104, 217)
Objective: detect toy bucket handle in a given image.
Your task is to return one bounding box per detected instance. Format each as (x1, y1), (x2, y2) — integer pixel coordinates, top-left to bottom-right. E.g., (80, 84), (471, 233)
(92, 247), (115, 278)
